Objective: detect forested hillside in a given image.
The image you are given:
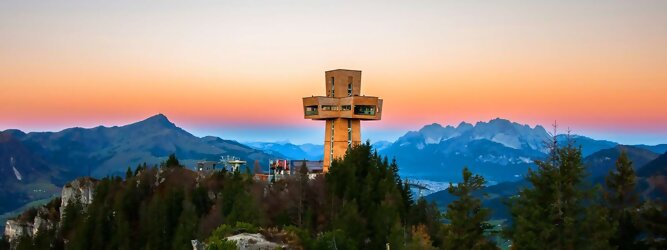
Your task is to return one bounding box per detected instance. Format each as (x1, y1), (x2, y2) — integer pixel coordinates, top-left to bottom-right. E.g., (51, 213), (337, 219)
(2, 140), (666, 249)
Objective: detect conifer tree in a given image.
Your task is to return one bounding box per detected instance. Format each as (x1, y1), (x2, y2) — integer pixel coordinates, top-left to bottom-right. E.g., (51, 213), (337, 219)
(172, 202), (200, 250)
(505, 134), (615, 249)
(125, 166), (133, 179)
(297, 161), (309, 227)
(165, 153), (180, 168)
(636, 201), (667, 249)
(604, 150), (641, 249)
(442, 167), (497, 250)
(0, 237), (9, 250)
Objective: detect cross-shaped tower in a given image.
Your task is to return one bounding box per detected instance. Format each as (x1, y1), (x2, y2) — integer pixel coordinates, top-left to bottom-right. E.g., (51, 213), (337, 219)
(303, 69), (383, 172)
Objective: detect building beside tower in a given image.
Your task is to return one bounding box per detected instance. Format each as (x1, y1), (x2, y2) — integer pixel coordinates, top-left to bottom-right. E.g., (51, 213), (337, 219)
(303, 69), (383, 172)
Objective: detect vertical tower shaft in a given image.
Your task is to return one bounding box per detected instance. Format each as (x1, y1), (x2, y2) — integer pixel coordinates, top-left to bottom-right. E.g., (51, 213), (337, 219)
(323, 118), (361, 172)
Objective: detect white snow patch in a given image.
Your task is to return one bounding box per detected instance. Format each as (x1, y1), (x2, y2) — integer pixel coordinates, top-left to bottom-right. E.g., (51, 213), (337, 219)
(424, 137), (441, 144)
(13, 166), (22, 181)
(491, 133), (521, 149)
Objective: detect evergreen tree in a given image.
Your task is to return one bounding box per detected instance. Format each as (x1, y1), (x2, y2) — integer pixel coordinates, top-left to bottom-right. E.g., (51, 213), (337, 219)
(60, 197), (84, 240)
(442, 167), (497, 250)
(388, 220), (407, 250)
(125, 166), (133, 179)
(0, 237), (9, 250)
(297, 161), (309, 227)
(172, 202), (200, 250)
(604, 150), (642, 249)
(636, 201), (667, 249)
(505, 135), (615, 249)
(408, 198), (442, 247)
(166, 153), (180, 168)
(13, 235), (32, 250)
(326, 142), (416, 249)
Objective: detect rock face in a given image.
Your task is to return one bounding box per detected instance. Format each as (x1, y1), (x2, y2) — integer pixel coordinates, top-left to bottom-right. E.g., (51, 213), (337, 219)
(4, 207), (55, 243)
(226, 233), (287, 250)
(4, 220), (32, 242)
(3, 177), (97, 247)
(60, 177), (97, 219)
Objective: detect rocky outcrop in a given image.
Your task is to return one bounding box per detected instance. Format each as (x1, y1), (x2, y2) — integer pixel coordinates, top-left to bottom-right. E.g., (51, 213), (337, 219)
(4, 177), (96, 247)
(4, 220), (32, 242)
(60, 177), (97, 219)
(226, 233), (287, 250)
(4, 207), (55, 244)
(191, 239), (206, 250)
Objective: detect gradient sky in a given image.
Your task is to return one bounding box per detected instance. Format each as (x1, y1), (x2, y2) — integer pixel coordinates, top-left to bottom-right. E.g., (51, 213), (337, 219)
(1, 1), (666, 144)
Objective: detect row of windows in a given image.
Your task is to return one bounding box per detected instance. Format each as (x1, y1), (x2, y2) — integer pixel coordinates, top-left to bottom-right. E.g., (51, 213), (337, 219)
(305, 105), (377, 115)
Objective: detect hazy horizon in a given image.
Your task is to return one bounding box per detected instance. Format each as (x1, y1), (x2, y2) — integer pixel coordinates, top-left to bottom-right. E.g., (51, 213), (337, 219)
(3, 113), (665, 146)
(2, 1), (666, 144)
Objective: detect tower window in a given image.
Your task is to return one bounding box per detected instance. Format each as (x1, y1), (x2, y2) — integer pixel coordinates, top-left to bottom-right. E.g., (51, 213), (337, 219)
(347, 76), (353, 96)
(354, 105), (376, 115)
(305, 105), (318, 115)
(321, 105), (339, 111)
(330, 77), (335, 97)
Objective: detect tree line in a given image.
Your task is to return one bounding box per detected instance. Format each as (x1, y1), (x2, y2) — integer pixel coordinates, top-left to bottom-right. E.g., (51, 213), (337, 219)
(2, 135), (666, 249)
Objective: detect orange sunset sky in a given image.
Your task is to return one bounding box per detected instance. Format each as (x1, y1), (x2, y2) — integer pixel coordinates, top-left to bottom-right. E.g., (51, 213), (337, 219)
(1, 1), (666, 144)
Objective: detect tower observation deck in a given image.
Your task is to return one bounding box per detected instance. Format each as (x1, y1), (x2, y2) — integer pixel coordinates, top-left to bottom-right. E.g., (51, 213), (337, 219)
(303, 69), (383, 172)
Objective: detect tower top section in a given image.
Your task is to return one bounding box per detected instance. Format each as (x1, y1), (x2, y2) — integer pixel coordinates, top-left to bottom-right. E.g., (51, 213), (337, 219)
(325, 69), (362, 98)
(303, 69), (382, 121)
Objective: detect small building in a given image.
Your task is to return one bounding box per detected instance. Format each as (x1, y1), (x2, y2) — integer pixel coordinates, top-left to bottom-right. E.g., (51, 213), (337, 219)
(290, 160), (324, 174)
(196, 156), (247, 174)
(196, 161), (219, 172)
(260, 159), (325, 182)
(268, 159), (291, 182)
(223, 156), (247, 172)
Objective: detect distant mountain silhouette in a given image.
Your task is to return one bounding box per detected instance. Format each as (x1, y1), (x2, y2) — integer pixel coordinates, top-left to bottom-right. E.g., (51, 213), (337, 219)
(638, 152), (667, 178)
(0, 114), (280, 216)
(245, 141), (393, 160)
(633, 144), (667, 154)
(556, 134), (619, 157)
(583, 145), (659, 180)
(245, 142), (323, 160)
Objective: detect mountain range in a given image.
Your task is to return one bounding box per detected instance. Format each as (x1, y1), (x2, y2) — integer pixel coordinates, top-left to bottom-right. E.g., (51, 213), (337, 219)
(239, 118), (667, 184)
(2, 115), (666, 222)
(379, 118), (666, 183)
(0, 114), (280, 216)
